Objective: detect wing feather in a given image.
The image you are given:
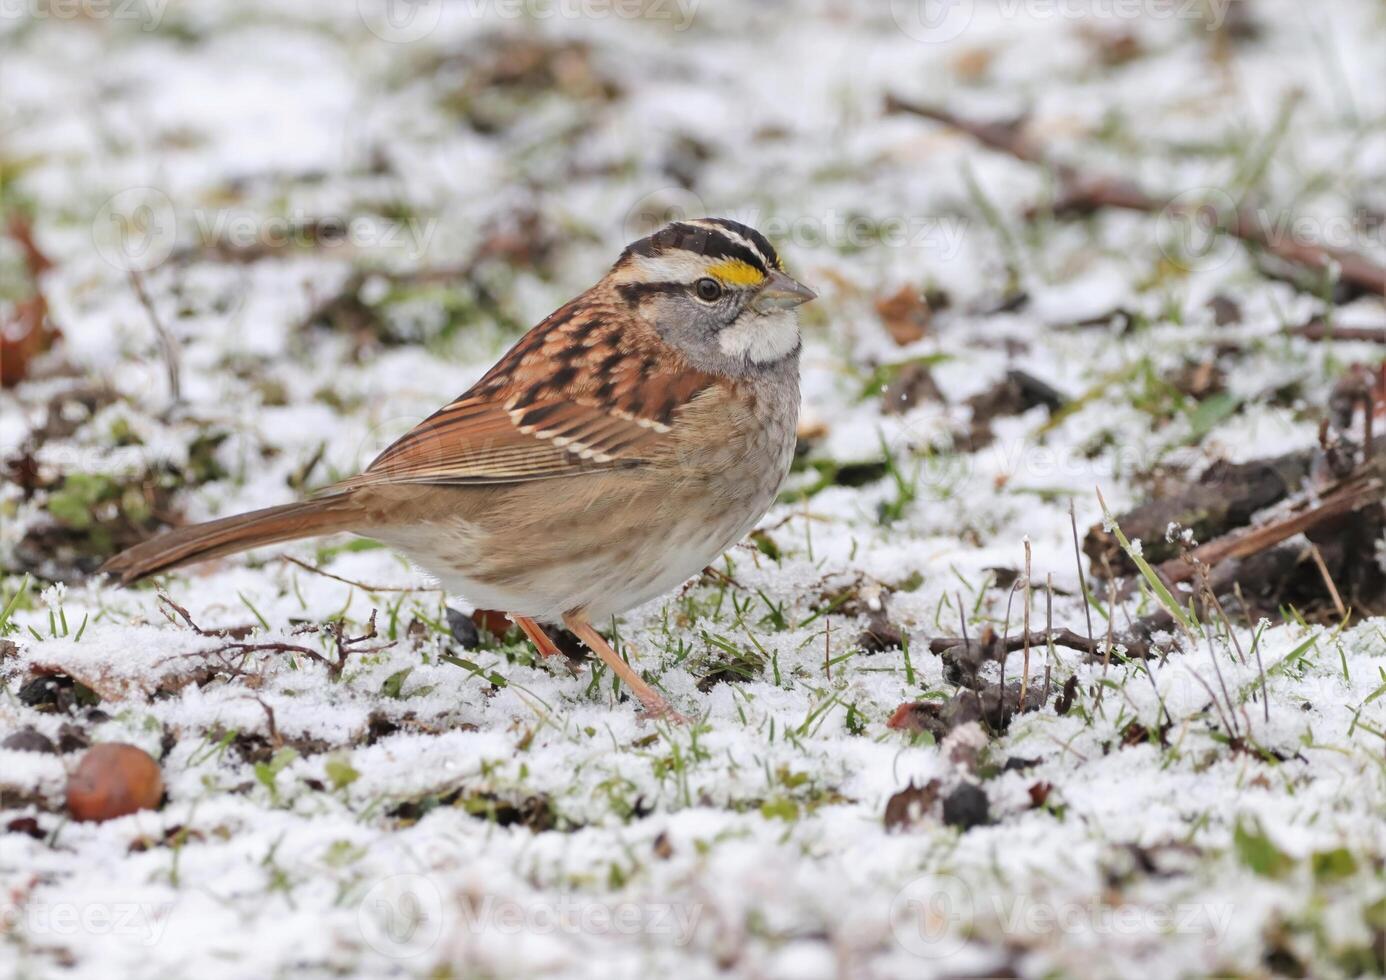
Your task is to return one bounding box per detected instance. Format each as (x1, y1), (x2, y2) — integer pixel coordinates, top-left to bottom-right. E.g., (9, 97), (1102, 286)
(322, 296), (719, 492)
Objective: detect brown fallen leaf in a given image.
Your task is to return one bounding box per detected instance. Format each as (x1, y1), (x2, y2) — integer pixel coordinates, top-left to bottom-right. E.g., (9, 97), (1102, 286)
(884, 778), (941, 832)
(874, 285), (931, 346)
(1028, 781), (1054, 808)
(881, 361), (944, 416)
(1, 213), (60, 388)
(472, 609), (514, 638)
(886, 701), (935, 734)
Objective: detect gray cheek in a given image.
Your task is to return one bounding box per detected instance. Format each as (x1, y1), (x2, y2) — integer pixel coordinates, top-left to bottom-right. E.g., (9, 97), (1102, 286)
(648, 293), (780, 377)
(646, 295), (722, 361)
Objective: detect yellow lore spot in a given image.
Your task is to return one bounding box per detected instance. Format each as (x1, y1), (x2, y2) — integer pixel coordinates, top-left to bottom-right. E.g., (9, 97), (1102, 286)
(705, 259), (767, 287)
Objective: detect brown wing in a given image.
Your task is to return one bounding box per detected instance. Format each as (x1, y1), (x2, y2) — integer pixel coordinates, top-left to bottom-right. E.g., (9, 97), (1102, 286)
(326, 292), (717, 491)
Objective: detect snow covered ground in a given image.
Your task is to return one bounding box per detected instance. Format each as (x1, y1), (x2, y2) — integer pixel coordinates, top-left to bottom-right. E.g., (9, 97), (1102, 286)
(4, 1), (1386, 976)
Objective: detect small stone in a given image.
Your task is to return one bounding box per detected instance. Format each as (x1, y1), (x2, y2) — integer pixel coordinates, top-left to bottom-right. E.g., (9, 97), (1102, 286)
(57, 723), (89, 754)
(18, 676), (60, 707)
(5, 816), (44, 839)
(1207, 294), (1242, 326)
(446, 607), (480, 648)
(857, 609), (904, 653)
(941, 782), (990, 831)
(3, 728), (56, 754)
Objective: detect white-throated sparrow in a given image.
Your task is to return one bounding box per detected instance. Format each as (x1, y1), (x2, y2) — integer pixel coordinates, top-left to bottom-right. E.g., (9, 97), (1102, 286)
(102, 218), (817, 721)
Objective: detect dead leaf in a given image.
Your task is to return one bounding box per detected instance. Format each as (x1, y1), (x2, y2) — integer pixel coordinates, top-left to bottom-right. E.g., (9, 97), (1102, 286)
(1028, 781), (1054, 808)
(881, 362), (943, 416)
(874, 286), (931, 346)
(1, 214), (60, 388)
(883, 778), (941, 831)
(472, 609), (513, 638)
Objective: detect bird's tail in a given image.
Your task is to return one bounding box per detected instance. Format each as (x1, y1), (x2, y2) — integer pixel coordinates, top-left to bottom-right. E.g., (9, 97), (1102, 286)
(100, 496), (362, 584)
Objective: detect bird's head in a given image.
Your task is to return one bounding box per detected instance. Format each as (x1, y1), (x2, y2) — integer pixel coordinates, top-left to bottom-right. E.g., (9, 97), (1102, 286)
(608, 217), (816, 375)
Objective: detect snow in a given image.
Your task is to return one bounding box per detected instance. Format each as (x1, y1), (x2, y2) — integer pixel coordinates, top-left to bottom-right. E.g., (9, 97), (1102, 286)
(4, 1), (1386, 977)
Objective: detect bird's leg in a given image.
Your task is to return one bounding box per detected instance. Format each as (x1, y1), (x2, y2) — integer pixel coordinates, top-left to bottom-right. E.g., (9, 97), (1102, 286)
(512, 615), (561, 658)
(562, 612), (688, 724)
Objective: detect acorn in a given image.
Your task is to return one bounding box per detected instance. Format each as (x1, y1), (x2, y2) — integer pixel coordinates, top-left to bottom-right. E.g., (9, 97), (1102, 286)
(66, 743), (163, 822)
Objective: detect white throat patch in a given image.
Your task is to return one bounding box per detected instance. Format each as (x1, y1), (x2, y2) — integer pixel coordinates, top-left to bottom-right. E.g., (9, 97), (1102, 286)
(718, 309), (801, 364)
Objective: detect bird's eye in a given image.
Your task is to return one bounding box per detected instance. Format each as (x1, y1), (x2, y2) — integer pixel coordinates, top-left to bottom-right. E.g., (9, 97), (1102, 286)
(694, 278), (722, 302)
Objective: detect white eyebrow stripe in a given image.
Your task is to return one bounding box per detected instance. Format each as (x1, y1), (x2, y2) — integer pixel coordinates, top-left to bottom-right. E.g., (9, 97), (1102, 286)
(609, 250), (711, 285)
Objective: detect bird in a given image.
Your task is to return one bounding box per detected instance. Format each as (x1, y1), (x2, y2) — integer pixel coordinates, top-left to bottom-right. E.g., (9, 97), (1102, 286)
(101, 218), (816, 721)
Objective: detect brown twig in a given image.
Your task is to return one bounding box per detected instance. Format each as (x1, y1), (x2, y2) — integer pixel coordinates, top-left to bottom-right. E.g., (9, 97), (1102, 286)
(1290, 318), (1386, 343)
(158, 592), (388, 679)
(1069, 501), (1098, 664)
(927, 628), (1094, 657)
(128, 270), (183, 407)
(1200, 568), (1269, 725)
(1021, 539), (1033, 711)
(254, 696), (282, 749)
(1307, 543), (1348, 620)
(1042, 574), (1054, 704)
(1158, 470), (1384, 584)
(279, 554), (440, 593)
(1185, 661), (1238, 740)
(999, 580), (1020, 716)
(1097, 578), (1117, 708)
(885, 96), (1386, 297)
(157, 594), (254, 639)
(1201, 620), (1241, 740)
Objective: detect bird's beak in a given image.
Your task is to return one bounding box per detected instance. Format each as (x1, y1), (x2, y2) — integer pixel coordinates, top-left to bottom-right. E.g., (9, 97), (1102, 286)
(753, 270), (817, 312)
